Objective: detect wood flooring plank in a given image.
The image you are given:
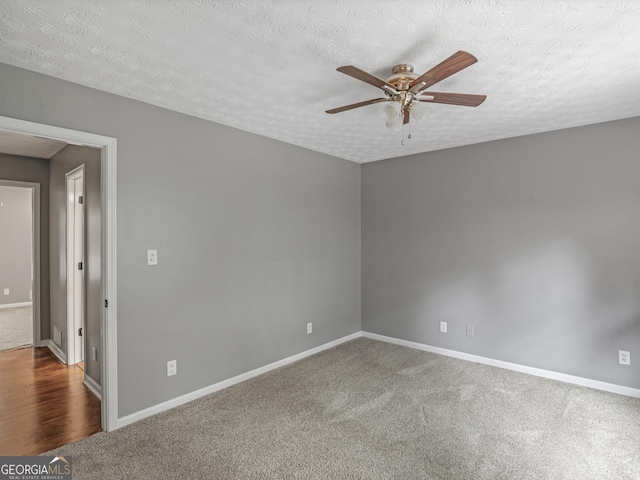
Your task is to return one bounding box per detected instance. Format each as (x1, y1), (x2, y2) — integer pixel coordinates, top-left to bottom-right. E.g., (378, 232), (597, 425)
(0, 347), (102, 456)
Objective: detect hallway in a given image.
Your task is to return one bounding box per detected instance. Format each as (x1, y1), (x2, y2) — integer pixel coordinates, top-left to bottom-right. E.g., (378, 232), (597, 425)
(0, 346), (101, 455)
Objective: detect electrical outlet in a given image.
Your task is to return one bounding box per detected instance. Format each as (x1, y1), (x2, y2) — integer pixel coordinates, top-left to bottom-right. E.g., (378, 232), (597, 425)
(619, 350), (631, 366)
(466, 325), (474, 337)
(3, 288), (9, 296)
(440, 321), (447, 333)
(92, 346), (98, 362)
(147, 249), (158, 266)
(307, 322), (312, 334)
(167, 359), (177, 376)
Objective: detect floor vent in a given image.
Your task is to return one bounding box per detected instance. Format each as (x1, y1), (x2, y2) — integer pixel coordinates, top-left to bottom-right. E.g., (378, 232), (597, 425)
(53, 326), (62, 347)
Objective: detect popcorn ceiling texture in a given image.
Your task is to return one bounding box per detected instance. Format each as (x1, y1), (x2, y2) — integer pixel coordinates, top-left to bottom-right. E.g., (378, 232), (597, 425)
(1, 1), (640, 163)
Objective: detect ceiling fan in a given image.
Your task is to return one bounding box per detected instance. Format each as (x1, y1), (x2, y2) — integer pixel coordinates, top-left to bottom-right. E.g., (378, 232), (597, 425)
(326, 51), (486, 131)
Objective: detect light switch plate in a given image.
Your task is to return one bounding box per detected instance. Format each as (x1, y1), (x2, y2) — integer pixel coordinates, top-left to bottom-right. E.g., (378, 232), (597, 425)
(167, 359), (177, 376)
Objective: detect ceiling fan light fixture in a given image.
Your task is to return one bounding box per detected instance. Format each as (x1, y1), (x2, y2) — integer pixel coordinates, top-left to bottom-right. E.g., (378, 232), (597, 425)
(383, 101), (404, 131)
(410, 102), (429, 123)
(385, 115), (403, 132)
(383, 101), (402, 124)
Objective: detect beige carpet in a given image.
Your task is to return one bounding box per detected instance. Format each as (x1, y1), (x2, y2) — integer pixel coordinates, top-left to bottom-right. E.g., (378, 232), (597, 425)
(0, 305), (32, 351)
(46, 338), (640, 479)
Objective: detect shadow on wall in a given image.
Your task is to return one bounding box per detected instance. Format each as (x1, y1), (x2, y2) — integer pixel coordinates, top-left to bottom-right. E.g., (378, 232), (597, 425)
(409, 233), (640, 383)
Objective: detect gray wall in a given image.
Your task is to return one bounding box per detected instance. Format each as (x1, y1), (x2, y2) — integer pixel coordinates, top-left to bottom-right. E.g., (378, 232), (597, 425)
(363, 116), (640, 389)
(0, 185), (32, 305)
(0, 62), (361, 416)
(0, 153), (49, 337)
(49, 145), (102, 386)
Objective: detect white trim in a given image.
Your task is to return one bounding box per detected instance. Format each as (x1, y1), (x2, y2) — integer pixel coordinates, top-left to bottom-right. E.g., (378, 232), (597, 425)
(102, 129), (118, 432)
(0, 301), (33, 309)
(0, 115), (118, 432)
(362, 331), (640, 399)
(0, 180), (40, 346)
(44, 339), (68, 364)
(65, 164), (85, 367)
(117, 332), (362, 429)
(84, 375), (102, 401)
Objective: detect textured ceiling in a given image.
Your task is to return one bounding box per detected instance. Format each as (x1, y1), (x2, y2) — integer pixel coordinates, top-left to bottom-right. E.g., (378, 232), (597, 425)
(1, 1), (639, 163)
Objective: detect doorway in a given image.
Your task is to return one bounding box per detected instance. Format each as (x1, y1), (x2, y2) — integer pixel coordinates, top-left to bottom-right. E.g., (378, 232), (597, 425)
(0, 115), (118, 432)
(0, 181), (39, 352)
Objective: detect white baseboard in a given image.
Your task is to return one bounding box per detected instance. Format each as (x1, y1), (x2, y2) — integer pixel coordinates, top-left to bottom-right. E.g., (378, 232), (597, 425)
(0, 301), (32, 310)
(116, 331), (362, 429)
(44, 339), (67, 364)
(362, 331), (640, 399)
(84, 374), (102, 401)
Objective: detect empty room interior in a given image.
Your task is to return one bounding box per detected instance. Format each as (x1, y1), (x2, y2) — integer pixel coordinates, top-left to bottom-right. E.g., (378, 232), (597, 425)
(0, 1), (639, 479)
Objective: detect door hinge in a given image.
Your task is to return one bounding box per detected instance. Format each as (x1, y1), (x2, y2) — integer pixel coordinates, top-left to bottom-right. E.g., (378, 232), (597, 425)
(78, 262), (83, 270)
(78, 196), (84, 204)
(105, 299), (108, 308)
(78, 327), (83, 336)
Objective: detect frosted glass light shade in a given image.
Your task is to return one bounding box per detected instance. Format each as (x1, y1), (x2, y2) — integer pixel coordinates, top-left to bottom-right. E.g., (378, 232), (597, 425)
(410, 102), (429, 122)
(383, 101), (402, 124)
(385, 115), (403, 131)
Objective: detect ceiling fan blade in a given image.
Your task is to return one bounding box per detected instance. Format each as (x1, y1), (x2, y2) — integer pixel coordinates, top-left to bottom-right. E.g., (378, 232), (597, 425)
(336, 65), (397, 91)
(409, 51), (478, 92)
(403, 109), (410, 124)
(417, 92), (487, 107)
(326, 98), (391, 114)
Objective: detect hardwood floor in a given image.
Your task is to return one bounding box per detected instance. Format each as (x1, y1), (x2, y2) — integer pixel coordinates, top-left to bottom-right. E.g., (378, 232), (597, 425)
(0, 347), (101, 456)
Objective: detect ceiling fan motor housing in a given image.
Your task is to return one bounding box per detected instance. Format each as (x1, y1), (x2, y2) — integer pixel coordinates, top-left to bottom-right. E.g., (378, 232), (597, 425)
(386, 64), (419, 91)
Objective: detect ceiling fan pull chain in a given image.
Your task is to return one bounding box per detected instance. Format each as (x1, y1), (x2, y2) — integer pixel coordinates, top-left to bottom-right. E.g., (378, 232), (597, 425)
(400, 123), (411, 145)
(400, 122), (412, 145)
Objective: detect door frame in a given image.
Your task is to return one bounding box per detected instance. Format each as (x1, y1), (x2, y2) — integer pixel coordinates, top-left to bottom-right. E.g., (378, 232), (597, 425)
(65, 164), (85, 366)
(0, 115), (118, 432)
(0, 179), (40, 348)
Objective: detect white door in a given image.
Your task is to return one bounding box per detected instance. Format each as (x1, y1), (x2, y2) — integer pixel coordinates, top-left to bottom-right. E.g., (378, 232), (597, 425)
(66, 166), (85, 365)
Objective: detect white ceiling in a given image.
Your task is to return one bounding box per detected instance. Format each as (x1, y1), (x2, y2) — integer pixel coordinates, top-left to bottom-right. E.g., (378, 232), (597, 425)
(0, 130), (67, 159)
(1, 1), (639, 163)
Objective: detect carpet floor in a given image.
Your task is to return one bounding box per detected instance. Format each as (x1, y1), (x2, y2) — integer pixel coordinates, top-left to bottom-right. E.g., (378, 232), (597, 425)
(0, 305), (32, 352)
(46, 338), (640, 479)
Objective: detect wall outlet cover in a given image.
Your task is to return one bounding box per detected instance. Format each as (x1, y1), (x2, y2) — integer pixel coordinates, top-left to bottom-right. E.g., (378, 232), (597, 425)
(619, 350), (631, 365)
(3, 288), (8, 295)
(307, 322), (312, 334)
(440, 321), (447, 333)
(147, 249), (158, 266)
(466, 325), (474, 337)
